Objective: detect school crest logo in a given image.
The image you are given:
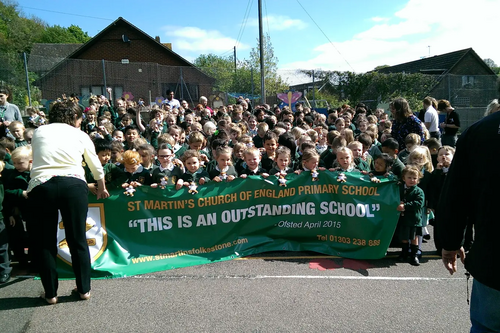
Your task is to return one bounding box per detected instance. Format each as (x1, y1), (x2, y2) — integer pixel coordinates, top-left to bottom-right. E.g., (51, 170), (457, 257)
(57, 203), (107, 265)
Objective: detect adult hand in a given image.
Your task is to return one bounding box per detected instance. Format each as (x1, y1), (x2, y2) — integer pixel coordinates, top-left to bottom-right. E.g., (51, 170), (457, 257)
(96, 187), (110, 200)
(442, 247), (465, 275)
(96, 179), (110, 199)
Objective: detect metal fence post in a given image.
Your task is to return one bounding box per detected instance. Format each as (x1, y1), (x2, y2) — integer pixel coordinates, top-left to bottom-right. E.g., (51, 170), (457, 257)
(102, 59), (107, 97)
(23, 52), (32, 106)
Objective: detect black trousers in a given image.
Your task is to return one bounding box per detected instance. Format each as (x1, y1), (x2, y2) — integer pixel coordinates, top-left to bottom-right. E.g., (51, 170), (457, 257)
(0, 218), (12, 275)
(29, 177), (90, 298)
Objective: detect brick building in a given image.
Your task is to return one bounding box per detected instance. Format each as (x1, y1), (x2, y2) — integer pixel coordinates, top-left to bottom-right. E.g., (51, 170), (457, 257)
(34, 17), (214, 105)
(376, 48), (497, 107)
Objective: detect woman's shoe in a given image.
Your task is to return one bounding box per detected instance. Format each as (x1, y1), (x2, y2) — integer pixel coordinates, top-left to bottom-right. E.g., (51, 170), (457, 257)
(72, 288), (91, 300)
(40, 293), (57, 305)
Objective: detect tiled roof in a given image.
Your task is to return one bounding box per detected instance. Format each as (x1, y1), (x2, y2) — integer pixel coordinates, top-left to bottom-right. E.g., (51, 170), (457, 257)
(375, 48), (487, 75)
(28, 43), (82, 72)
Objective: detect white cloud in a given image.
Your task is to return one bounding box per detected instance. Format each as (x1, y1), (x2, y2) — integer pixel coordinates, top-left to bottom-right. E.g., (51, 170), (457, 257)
(371, 17), (388, 23)
(162, 25), (250, 53)
(247, 15), (307, 31)
(280, 0), (500, 73)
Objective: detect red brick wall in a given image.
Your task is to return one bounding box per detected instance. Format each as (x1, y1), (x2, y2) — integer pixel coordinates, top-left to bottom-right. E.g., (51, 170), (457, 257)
(76, 20), (187, 66)
(37, 20), (215, 102)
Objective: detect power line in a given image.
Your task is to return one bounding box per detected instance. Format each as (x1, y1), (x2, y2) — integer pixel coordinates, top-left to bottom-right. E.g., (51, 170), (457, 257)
(263, 0), (271, 40)
(295, 0), (355, 72)
(20, 6), (113, 21)
(218, 48), (234, 57)
(235, 0), (254, 49)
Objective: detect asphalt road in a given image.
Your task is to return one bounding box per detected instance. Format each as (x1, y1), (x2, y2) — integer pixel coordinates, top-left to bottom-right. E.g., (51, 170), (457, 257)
(0, 229), (471, 333)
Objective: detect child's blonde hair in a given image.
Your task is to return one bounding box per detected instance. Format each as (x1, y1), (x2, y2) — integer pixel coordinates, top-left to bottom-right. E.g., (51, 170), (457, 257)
(216, 146), (233, 161)
(11, 145), (32, 161)
(306, 129), (318, 142)
(257, 122), (269, 136)
(290, 127), (305, 140)
(121, 150), (142, 165)
(347, 140), (362, 151)
(238, 135), (253, 146)
(229, 124), (242, 140)
(301, 149), (320, 167)
(341, 128), (354, 144)
(275, 146), (291, 160)
(336, 146), (354, 159)
(8, 120), (24, 131)
(405, 133), (421, 148)
(367, 115), (378, 124)
(408, 146), (434, 172)
(401, 165), (423, 180)
(335, 146), (355, 169)
(188, 131), (206, 145)
(243, 146), (260, 158)
(190, 122), (202, 132)
(158, 133), (176, 147)
(203, 121), (216, 135)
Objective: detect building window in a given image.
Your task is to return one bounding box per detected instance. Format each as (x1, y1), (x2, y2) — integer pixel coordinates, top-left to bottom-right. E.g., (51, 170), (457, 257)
(462, 76), (475, 88)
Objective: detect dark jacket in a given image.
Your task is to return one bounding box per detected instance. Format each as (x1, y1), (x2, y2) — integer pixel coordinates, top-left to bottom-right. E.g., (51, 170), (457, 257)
(439, 111), (500, 291)
(399, 184), (424, 227)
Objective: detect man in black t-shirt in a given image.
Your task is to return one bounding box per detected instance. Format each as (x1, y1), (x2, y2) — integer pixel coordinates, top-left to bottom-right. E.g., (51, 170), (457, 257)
(438, 99), (460, 147)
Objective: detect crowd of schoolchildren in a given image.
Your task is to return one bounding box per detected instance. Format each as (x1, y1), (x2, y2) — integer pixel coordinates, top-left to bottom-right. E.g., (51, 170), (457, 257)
(0, 92), (459, 278)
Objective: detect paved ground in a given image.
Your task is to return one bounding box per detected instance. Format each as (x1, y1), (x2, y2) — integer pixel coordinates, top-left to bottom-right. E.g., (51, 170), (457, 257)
(0, 229), (471, 333)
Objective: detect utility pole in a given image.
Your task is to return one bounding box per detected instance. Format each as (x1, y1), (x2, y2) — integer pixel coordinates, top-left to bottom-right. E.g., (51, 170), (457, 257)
(258, 0), (265, 105)
(312, 70), (315, 109)
(234, 46), (237, 73)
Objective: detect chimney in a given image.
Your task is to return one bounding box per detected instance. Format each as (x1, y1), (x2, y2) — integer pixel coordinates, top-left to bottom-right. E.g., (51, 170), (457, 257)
(155, 36), (161, 43)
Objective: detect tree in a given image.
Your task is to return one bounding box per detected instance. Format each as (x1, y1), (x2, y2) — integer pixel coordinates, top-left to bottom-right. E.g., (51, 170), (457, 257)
(483, 58), (497, 68)
(299, 70), (438, 111)
(483, 58), (500, 75)
(193, 53), (237, 93)
(247, 33), (288, 96)
(193, 33), (288, 100)
(0, 1), (91, 107)
(39, 24), (91, 44)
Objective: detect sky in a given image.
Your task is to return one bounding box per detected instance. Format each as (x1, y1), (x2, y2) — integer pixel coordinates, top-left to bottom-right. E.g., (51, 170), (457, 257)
(15, 0), (500, 84)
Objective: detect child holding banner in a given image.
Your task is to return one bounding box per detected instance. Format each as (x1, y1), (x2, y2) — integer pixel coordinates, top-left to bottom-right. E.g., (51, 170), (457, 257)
(120, 150), (152, 186)
(239, 147), (268, 178)
(85, 139), (126, 193)
(176, 150), (209, 191)
(151, 143), (184, 187)
(295, 149), (321, 176)
(261, 131), (279, 172)
(209, 146), (237, 182)
(397, 165), (425, 266)
(269, 146), (294, 176)
(333, 147), (357, 172)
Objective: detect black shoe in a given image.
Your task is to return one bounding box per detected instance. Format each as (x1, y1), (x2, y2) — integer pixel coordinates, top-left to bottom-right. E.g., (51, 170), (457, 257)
(0, 273), (11, 283)
(423, 234), (431, 241)
(409, 244), (420, 266)
(409, 256), (420, 266)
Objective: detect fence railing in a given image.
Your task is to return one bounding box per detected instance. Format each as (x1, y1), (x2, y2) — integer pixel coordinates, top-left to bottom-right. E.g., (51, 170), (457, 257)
(0, 53), (497, 117)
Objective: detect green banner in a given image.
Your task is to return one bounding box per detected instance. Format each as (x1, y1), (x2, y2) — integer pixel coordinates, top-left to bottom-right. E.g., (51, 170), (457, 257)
(55, 171), (401, 278)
